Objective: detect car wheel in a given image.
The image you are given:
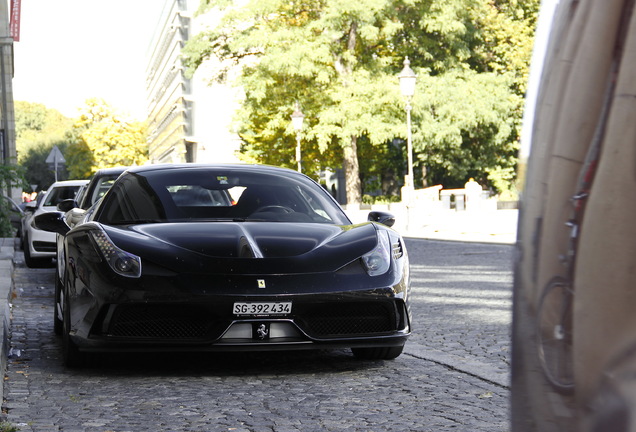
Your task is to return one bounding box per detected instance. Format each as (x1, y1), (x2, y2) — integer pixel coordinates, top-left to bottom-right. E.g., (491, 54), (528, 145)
(351, 345), (404, 360)
(23, 234), (51, 268)
(62, 284), (86, 368)
(53, 273), (63, 336)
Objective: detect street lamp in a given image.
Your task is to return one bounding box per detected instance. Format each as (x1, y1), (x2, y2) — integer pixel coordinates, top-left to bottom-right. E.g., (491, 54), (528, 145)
(291, 103), (305, 172)
(399, 56), (417, 191)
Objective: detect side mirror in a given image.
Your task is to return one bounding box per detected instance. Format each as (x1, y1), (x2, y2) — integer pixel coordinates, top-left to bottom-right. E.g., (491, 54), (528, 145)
(57, 198), (78, 213)
(368, 211), (396, 228)
(33, 211), (70, 236)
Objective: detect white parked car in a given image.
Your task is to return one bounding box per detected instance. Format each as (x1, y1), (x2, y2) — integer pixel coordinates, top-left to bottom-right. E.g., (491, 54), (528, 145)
(21, 179), (88, 267)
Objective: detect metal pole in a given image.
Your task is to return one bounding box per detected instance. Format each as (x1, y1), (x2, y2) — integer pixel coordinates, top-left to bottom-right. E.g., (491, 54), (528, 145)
(406, 98), (414, 190)
(296, 133), (302, 173)
(290, 103), (304, 173)
(404, 98), (415, 233)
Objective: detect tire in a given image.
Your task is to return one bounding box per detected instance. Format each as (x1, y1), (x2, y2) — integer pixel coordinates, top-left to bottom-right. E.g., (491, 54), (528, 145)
(536, 276), (575, 393)
(352, 345), (404, 360)
(62, 282), (87, 368)
(53, 273), (63, 336)
(23, 233), (52, 268)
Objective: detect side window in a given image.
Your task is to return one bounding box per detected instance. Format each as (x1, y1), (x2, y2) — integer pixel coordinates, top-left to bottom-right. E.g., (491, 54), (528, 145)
(297, 187), (333, 222)
(90, 178), (117, 207)
(98, 175), (167, 223)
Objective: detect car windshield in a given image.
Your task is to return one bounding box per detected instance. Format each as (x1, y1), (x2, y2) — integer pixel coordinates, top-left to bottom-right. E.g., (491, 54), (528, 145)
(43, 186), (83, 207)
(83, 176), (121, 209)
(96, 168), (351, 225)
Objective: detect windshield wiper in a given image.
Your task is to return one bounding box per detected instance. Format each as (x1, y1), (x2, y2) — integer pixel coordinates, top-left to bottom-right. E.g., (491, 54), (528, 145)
(109, 218), (272, 224)
(108, 219), (164, 225)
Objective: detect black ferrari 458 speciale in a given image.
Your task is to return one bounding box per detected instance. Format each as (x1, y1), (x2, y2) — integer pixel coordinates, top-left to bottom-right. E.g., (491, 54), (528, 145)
(35, 164), (411, 366)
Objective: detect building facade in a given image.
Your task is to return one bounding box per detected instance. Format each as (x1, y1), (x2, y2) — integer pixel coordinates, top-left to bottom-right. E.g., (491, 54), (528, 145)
(145, 0), (241, 164)
(0, 0), (17, 199)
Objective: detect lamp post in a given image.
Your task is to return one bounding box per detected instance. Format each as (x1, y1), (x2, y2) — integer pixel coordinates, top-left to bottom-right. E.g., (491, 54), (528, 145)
(291, 103), (305, 172)
(399, 57), (417, 191)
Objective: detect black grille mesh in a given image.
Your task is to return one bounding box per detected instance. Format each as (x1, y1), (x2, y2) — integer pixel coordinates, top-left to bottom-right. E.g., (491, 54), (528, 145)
(108, 305), (212, 339)
(33, 241), (56, 253)
(300, 302), (396, 337)
(104, 301), (400, 340)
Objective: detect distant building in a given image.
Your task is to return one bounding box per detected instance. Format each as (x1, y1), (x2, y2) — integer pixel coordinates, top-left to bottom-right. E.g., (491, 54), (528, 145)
(0, 0), (17, 197)
(145, 0), (241, 164)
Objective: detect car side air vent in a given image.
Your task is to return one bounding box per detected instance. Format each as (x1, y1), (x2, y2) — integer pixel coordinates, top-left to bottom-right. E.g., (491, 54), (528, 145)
(392, 240), (403, 260)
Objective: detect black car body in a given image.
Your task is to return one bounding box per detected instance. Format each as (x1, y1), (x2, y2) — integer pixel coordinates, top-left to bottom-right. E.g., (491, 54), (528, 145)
(36, 164), (411, 366)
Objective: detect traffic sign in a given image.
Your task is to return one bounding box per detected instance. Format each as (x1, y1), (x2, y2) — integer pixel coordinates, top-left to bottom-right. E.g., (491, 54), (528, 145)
(45, 145), (65, 164)
(46, 145), (65, 181)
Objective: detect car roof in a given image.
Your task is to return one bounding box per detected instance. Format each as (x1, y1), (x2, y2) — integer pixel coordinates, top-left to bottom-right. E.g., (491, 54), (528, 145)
(125, 163), (302, 177)
(48, 179), (90, 188)
(92, 166), (130, 176)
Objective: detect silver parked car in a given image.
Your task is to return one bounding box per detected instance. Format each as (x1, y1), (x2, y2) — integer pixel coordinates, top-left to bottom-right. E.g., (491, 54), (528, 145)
(21, 180), (88, 267)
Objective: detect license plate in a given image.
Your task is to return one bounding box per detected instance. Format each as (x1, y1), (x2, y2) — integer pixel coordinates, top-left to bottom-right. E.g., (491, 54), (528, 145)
(233, 302), (292, 316)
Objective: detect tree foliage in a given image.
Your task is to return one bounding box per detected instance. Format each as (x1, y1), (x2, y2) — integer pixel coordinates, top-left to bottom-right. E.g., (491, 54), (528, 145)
(184, 0), (538, 200)
(66, 99), (149, 179)
(15, 101), (73, 159)
(19, 142), (69, 191)
(0, 164), (28, 236)
(15, 99), (150, 187)
(15, 102), (74, 189)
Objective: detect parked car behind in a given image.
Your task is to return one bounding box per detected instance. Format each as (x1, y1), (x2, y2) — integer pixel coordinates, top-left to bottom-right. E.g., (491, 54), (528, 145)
(2, 195), (24, 237)
(21, 180), (88, 267)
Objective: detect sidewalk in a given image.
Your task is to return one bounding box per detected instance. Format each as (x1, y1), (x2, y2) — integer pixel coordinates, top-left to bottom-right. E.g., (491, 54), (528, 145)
(0, 237), (15, 402)
(345, 206), (518, 245)
(405, 208), (518, 244)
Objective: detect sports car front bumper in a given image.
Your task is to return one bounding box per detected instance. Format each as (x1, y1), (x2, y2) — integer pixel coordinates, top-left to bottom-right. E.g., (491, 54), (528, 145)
(71, 290), (411, 353)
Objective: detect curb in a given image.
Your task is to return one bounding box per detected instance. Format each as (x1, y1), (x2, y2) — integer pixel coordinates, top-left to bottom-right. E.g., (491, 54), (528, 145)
(0, 238), (15, 404)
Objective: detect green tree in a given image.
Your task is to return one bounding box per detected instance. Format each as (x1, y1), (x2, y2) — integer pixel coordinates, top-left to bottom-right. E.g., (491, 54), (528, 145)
(19, 142), (67, 190)
(184, 0), (538, 201)
(0, 164), (28, 236)
(66, 99), (149, 178)
(15, 101), (73, 158)
(14, 101), (74, 189)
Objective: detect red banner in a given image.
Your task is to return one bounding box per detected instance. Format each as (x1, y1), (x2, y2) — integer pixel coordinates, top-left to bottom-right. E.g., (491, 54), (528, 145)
(10, 0), (21, 42)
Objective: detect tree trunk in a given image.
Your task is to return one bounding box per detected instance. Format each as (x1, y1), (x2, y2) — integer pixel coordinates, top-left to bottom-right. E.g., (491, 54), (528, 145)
(421, 164), (428, 188)
(334, 22), (362, 206)
(344, 135), (361, 205)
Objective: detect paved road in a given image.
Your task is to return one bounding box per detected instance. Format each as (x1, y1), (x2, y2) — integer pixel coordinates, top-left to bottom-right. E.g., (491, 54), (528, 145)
(404, 239), (512, 387)
(2, 239), (513, 432)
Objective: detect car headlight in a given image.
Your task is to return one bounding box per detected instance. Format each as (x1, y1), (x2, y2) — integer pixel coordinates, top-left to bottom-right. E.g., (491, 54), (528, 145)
(362, 230), (391, 276)
(90, 230), (142, 278)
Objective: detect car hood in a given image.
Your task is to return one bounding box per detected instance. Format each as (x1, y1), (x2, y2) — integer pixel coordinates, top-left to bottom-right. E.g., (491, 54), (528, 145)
(105, 222), (379, 274)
